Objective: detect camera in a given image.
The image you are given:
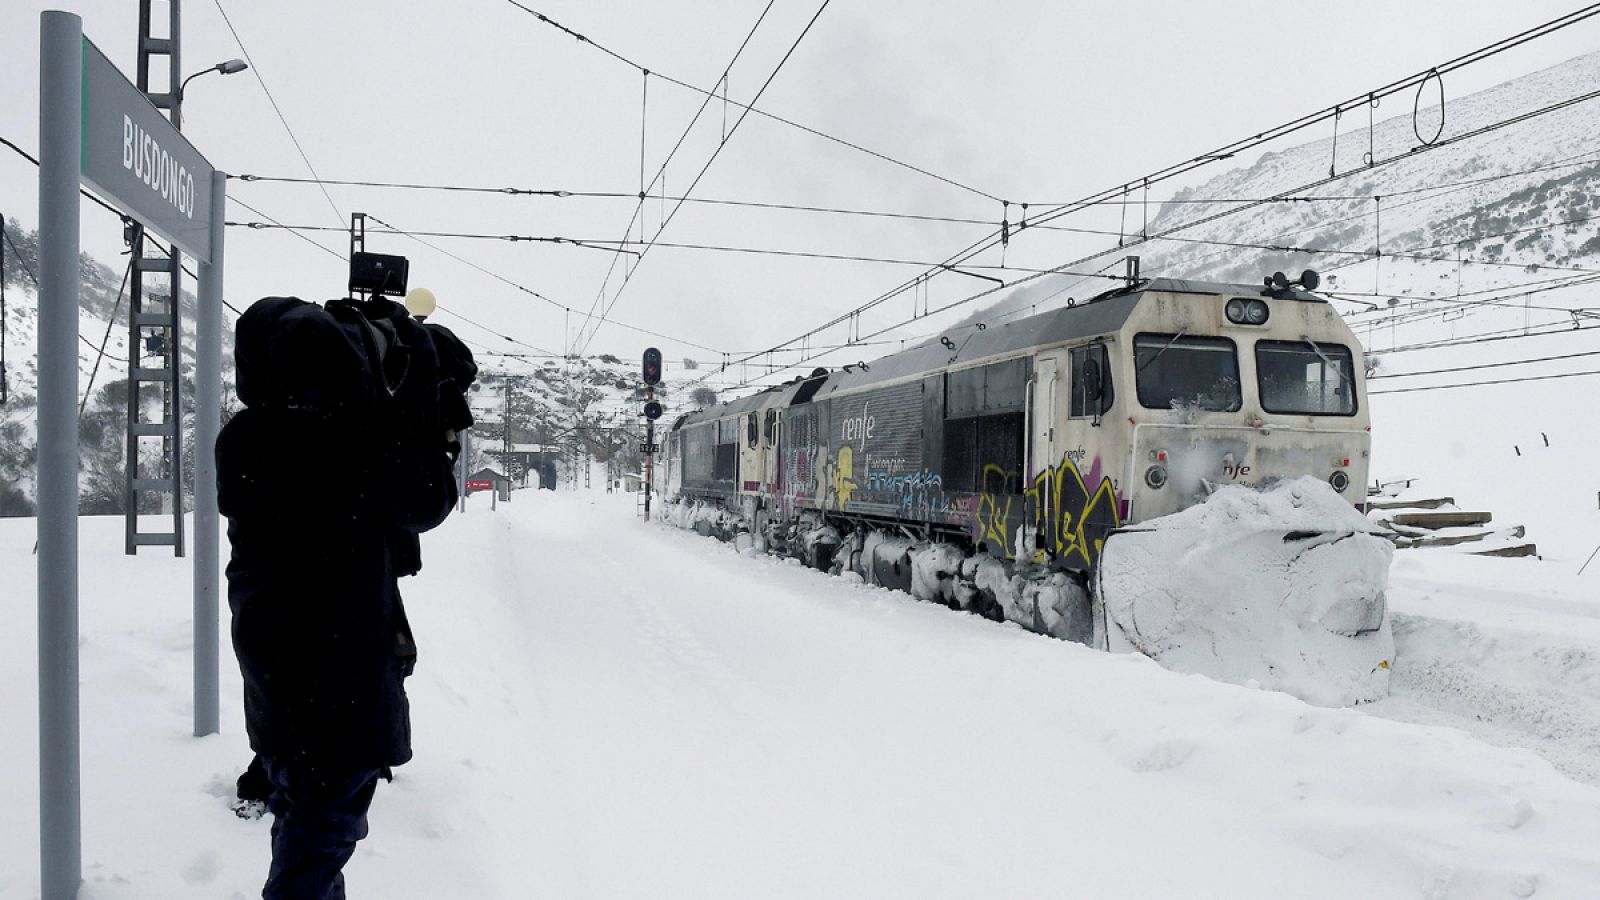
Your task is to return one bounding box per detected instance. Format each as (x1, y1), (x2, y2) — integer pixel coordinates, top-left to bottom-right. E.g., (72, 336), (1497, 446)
(348, 252), (410, 297)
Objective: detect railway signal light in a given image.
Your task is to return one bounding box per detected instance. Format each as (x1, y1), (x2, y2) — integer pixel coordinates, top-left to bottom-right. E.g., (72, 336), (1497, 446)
(642, 347), (662, 385)
(644, 400), (663, 421)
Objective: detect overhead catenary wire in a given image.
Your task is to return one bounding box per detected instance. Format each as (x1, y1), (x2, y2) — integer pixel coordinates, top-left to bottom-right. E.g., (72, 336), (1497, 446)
(1127, 147), (1600, 291)
(356, 214), (723, 355)
(2, 134), (246, 319)
(705, 97), (1600, 399)
(232, 151), (1600, 218)
(571, 0), (778, 356)
(229, 146), (1600, 306)
(575, 0), (833, 356)
(80, 257), (135, 416)
(230, 171), (1600, 281)
(500, 0), (1003, 204)
(1369, 367), (1600, 394)
(211, 0), (344, 227)
(1368, 348), (1600, 380)
(695, 7), (1600, 393)
(227, 195), (346, 263)
(221, 193), (700, 356)
(224, 219), (1137, 278)
(224, 198), (660, 361)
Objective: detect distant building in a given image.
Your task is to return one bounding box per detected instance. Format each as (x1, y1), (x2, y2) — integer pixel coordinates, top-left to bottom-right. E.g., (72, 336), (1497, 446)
(466, 467), (511, 494)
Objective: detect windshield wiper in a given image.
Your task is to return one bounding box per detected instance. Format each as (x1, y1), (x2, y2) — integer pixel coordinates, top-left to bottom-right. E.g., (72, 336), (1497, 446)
(1137, 330), (1188, 372)
(1300, 336), (1352, 386)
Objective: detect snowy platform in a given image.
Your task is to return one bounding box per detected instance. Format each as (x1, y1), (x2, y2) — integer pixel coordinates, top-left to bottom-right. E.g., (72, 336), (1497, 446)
(3, 496), (1599, 899)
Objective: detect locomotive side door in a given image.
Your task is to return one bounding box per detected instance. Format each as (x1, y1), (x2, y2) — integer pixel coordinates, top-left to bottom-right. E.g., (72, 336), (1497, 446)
(1055, 341), (1123, 567)
(764, 408), (780, 490)
(1030, 350), (1067, 553)
(1031, 351), (1067, 477)
(738, 411), (761, 492)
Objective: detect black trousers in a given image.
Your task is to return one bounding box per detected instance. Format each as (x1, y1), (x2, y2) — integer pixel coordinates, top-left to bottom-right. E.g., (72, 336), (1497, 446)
(260, 756), (383, 900)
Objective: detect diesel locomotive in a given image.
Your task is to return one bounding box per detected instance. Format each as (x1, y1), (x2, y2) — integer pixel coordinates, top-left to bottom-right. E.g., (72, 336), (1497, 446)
(663, 272), (1393, 701)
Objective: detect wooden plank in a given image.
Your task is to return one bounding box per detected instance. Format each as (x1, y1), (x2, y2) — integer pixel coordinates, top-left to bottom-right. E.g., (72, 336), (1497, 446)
(1366, 497), (1455, 511)
(1390, 511), (1492, 529)
(1472, 543), (1539, 558)
(1395, 526), (1524, 549)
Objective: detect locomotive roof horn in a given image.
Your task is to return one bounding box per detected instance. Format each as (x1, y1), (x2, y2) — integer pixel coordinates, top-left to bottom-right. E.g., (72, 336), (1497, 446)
(1264, 269), (1321, 295)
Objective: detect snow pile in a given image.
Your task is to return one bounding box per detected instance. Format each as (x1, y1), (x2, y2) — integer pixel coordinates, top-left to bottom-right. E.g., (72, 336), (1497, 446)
(1141, 474), (1380, 534)
(1099, 477), (1394, 706)
(908, 542), (963, 605)
(670, 497), (738, 537)
(970, 557), (1092, 641)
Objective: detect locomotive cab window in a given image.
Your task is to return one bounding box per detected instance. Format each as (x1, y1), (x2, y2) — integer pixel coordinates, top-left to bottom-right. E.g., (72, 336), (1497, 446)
(1134, 333), (1241, 412)
(1256, 340), (1357, 415)
(1069, 343), (1114, 418)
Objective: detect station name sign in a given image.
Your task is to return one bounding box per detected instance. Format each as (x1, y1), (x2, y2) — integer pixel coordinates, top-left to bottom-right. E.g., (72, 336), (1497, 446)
(78, 36), (214, 262)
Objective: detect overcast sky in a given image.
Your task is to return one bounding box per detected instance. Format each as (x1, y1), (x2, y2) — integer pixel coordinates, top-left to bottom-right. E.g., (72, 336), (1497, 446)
(4, 0), (1595, 388)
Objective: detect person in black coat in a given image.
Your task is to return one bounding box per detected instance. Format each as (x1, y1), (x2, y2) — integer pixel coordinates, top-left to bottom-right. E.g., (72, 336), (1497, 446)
(219, 295), (475, 899)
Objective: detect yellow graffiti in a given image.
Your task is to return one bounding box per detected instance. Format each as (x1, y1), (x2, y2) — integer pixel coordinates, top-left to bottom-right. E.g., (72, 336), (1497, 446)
(976, 464), (1016, 552)
(830, 445), (857, 508)
(1025, 457), (1122, 569)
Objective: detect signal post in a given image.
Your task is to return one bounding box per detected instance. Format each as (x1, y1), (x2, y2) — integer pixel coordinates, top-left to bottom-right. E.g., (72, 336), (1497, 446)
(641, 347), (663, 520)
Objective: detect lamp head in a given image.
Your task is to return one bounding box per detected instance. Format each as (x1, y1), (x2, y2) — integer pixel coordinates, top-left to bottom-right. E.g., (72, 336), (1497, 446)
(404, 287), (437, 319)
(217, 59), (249, 75)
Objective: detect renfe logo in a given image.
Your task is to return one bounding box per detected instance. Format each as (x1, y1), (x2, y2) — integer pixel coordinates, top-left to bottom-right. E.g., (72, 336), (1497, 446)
(121, 114), (196, 219)
(840, 400), (875, 449)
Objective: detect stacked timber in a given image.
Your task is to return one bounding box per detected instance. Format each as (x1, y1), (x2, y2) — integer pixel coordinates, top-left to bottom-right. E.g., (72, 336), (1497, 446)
(1365, 489), (1538, 558)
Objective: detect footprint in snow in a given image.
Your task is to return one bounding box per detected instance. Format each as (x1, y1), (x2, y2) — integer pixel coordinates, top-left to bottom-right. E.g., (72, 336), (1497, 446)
(1504, 796), (1535, 830)
(181, 850), (220, 884)
(1130, 739), (1196, 772)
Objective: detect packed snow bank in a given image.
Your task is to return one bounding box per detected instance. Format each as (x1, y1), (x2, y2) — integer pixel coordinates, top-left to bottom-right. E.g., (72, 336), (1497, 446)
(1098, 477), (1394, 706)
(1370, 552), (1600, 786)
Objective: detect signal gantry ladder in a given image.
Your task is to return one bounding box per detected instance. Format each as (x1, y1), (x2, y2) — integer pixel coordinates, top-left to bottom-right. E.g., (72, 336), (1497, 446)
(123, 0), (186, 555)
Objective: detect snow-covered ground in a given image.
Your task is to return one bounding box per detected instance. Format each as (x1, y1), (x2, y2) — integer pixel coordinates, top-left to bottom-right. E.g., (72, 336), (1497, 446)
(4, 492), (1600, 899)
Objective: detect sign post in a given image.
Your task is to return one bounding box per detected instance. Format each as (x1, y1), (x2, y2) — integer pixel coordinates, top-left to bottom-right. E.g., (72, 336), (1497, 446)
(37, 10), (226, 894)
(192, 167), (226, 738)
(38, 13), (84, 898)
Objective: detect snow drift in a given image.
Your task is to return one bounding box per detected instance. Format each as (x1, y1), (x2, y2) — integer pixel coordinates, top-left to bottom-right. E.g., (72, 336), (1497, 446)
(1097, 477), (1395, 706)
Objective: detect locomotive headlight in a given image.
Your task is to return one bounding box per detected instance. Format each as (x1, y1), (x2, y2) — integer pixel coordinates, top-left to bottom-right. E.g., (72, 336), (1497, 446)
(1224, 298), (1270, 325)
(1329, 470), (1350, 493)
(1145, 465), (1168, 489)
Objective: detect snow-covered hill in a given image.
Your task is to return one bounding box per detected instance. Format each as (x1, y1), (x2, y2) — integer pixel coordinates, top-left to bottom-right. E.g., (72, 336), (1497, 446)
(1136, 50), (1600, 287)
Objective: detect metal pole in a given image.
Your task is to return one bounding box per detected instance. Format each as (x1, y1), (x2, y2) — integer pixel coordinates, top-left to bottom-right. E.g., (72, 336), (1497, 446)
(191, 170), (225, 736)
(458, 428), (468, 513)
(503, 381), (511, 503)
(2, 207), (8, 408)
(38, 12), (83, 898)
(167, 0), (183, 132)
(644, 424), (654, 522)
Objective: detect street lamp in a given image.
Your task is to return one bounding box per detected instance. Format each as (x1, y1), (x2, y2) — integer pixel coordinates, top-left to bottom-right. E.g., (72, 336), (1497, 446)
(173, 58), (248, 130)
